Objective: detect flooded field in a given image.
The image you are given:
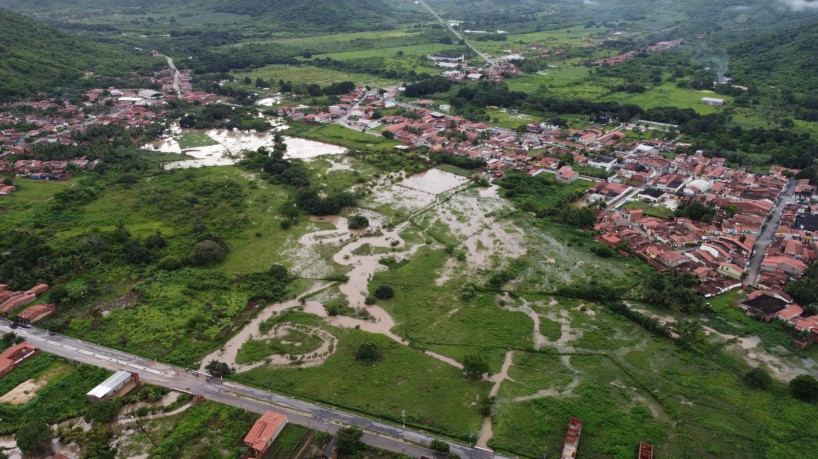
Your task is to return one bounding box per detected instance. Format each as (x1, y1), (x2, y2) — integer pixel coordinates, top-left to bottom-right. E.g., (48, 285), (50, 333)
(144, 123), (348, 169)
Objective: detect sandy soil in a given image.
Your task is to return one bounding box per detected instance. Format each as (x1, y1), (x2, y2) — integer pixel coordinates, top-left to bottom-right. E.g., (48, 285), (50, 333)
(0, 379), (46, 405)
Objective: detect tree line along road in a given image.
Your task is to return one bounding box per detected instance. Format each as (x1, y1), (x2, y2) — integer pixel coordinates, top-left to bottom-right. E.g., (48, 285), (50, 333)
(0, 319), (504, 459)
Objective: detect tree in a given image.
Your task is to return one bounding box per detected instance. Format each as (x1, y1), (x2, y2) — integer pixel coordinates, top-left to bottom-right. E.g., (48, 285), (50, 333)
(382, 130), (395, 140)
(430, 439), (450, 454)
(462, 354), (489, 380)
(336, 427), (363, 455)
(191, 240), (226, 266)
(145, 232), (167, 250)
(1, 331), (25, 347)
(355, 342), (379, 363)
(16, 421), (53, 456)
(348, 215), (370, 230)
(268, 264), (289, 281)
(790, 375), (818, 402)
(374, 284), (394, 300)
(676, 320), (703, 344)
(744, 367), (772, 390)
(205, 360), (234, 378)
(84, 399), (120, 423)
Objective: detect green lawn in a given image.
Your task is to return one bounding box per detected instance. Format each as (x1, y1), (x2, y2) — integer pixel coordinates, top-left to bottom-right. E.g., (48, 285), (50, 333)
(309, 43), (463, 61)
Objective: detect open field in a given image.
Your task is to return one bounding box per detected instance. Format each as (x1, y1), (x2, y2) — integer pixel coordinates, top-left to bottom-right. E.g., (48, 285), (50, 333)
(308, 43), (462, 61)
(603, 82), (733, 114)
(620, 200), (674, 219)
(233, 64), (400, 89)
(234, 324), (490, 439)
(284, 123), (400, 153)
(0, 353), (109, 433)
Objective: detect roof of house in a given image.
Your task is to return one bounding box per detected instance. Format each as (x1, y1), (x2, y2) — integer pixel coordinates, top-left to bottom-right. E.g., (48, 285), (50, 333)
(743, 293), (788, 315)
(244, 411), (288, 451)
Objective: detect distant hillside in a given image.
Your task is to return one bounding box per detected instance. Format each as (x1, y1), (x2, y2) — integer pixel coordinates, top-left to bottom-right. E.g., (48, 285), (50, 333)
(729, 20), (818, 119)
(211, 0), (418, 31)
(0, 8), (155, 101)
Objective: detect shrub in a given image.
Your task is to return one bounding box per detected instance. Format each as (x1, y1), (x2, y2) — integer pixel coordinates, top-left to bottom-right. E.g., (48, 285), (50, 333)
(348, 215), (369, 230)
(190, 240), (226, 266)
(744, 367), (772, 390)
(430, 439), (450, 454)
(790, 375), (818, 402)
(355, 342), (379, 363)
(463, 354), (489, 380)
(374, 284), (394, 299)
(84, 399), (120, 424)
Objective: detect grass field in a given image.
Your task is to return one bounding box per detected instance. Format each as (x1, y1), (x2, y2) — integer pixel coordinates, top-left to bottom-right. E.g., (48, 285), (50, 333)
(603, 83), (732, 114)
(233, 64), (399, 89)
(178, 131), (219, 150)
(0, 353), (109, 433)
(233, 323), (490, 439)
(284, 122), (400, 153)
(308, 43), (462, 61)
(620, 200), (674, 219)
(0, 179), (74, 231)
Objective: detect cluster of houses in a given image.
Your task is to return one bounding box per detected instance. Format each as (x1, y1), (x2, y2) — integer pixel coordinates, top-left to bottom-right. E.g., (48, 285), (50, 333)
(592, 148), (816, 293)
(0, 283), (54, 324)
(1, 158), (97, 183)
(0, 95), (162, 156)
(427, 54), (522, 82)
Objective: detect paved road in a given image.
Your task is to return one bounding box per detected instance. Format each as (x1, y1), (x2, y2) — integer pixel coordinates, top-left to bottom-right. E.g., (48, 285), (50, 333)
(163, 55), (181, 94)
(0, 320), (503, 459)
(415, 0), (495, 66)
(746, 177), (797, 286)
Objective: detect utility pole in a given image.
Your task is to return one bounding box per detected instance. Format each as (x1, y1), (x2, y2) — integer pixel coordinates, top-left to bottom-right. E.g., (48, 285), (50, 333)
(401, 409), (406, 429)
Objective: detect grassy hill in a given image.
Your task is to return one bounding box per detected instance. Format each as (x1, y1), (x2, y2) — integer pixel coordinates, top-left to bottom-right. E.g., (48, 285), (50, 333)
(0, 8), (156, 100)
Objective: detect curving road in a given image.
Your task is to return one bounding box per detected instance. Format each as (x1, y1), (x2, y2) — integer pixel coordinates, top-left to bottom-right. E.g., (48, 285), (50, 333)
(0, 320), (503, 459)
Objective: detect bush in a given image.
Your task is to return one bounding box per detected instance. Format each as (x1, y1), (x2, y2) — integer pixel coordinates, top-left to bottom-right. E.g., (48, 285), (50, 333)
(355, 342), (380, 363)
(190, 240), (226, 266)
(336, 427), (364, 455)
(430, 439), (450, 454)
(790, 375), (818, 402)
(84, 399), (120, 423)
(15, 421), (52, 456)
(744, 367), (772, 390)
(462, 354), (489, 380)
(348, 215), (369, 230)
(374, 284), (394, 299)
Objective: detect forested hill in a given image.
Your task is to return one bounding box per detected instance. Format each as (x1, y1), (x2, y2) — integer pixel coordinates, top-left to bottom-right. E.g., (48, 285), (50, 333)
(0, 8), (155, 101)
(729, 20), (818, 121)
(211, 0), (419, 30)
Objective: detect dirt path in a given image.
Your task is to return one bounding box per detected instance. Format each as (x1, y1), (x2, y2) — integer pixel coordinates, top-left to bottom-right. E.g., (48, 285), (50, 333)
(476, 351), (514, 449)
(201, 208), (465, 372)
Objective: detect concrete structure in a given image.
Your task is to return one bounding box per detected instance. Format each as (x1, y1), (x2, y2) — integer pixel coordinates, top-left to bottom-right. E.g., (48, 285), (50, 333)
(87, 370), (140, 402)
(701, 97), (725, 106)
(138, 89), (164, 99)
(560, 417), (582, 459)
(244, 411), (288, 458)
(589, 155), (617, 171)
(0, 342), (38, 377)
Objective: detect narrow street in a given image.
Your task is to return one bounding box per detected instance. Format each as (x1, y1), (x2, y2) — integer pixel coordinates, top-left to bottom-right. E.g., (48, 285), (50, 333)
(0, 320), (502, 459)
(163, 55), (181, 94)
(745, 177), (797, 286)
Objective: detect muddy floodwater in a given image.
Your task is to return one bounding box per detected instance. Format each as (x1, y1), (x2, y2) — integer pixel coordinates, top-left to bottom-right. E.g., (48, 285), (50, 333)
(144, 123), (348, 169)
